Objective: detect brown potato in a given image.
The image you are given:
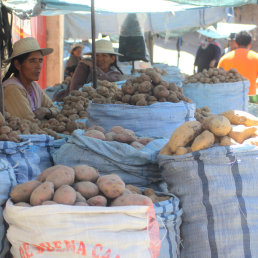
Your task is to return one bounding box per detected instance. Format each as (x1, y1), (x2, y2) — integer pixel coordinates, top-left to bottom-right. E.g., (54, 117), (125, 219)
(73, 164), (99, 182)
(37, 165), (71, 182)
(111, 193), (153, 206)
(53, 185), (76, 205)
(41, 201), (57, 205)
(74, 202), (89, 206)
(30, 182), (55, 206)
(208, 115), (232, 137)
(87, 195), (107, 206)
(10, 180), (41, 203)
(84, 129), (106, 140)
(45, 166), (75, 189)
(74, 181), (99, 199)
(97, 174), (125, 199)
(125, 185), (142, 194)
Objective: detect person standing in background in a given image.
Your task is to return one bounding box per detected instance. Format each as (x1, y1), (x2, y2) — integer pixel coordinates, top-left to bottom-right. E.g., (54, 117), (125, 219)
(222, 33), (237, 56)
(194, 36), (222, 73)
(64, 43), (84, 80)
(218, 31), (258, 96)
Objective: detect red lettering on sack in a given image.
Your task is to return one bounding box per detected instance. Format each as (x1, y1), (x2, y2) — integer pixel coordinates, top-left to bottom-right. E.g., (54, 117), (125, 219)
(23, 243), (33, 258)
(19, 246), (26, 258)
(76, 241), (87, 256)
(32, 244), (45, 254)
(101, 248), (111, 258)
(64, 240), (76, 253)
(53, 240), (64, 252)
(92, 243), (103, 257)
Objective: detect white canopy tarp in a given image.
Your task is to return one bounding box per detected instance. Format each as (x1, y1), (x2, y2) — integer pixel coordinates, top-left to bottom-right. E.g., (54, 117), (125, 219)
(64, 5), (227, 39)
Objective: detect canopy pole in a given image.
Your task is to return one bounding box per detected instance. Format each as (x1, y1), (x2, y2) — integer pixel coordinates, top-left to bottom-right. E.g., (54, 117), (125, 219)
(91, 0), (97, 88)
(0, 53), (4, 116)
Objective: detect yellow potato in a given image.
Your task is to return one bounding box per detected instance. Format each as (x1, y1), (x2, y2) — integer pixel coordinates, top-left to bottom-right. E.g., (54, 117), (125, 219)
(191, 130), (215, 152)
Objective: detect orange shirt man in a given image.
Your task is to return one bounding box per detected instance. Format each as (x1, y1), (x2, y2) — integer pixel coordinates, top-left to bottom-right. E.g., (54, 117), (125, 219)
(218, 31), (258, 96)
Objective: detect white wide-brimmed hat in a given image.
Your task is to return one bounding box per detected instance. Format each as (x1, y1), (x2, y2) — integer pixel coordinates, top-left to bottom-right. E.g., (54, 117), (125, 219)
(85, 39), (123, 56)
(197, 26), (227, 39)
(69, 43), (85, 53)
(5, 37), (53, 63)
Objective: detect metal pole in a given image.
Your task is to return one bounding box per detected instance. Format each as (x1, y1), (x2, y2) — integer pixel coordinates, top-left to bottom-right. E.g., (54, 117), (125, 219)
(0, 52), (4, 116)
(91, 0), (97, 88)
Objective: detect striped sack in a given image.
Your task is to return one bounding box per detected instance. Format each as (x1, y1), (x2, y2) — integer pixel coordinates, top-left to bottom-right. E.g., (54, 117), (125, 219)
(159, 145), (258, 258)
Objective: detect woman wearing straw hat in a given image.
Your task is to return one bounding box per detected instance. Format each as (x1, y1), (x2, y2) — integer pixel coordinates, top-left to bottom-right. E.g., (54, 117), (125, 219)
(64, 43), (84, 79)
(2, 37), (59, 121)
(194, 26), (222, 73)
(69, 39), (124, 92)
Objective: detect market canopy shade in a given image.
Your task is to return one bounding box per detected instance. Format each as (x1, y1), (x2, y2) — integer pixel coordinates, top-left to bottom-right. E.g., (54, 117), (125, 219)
(216, 22), (257, 36)
(164, 0), (258, 7)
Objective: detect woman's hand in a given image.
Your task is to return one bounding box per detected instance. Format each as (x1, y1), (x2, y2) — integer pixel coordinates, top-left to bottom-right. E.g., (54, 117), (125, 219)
(34, 107), (51, 120)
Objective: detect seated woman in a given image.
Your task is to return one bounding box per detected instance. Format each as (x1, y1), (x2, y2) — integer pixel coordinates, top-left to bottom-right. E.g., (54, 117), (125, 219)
(64, 43), (84, 80)
(69, 39), (124, 92)
(3, 37), (59, 121)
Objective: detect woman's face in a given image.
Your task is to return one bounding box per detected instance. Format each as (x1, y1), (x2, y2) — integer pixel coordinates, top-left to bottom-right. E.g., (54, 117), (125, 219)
(14, 51), (43, 83)
(73, 47), (82, 57)
(96, 53), (116, 72)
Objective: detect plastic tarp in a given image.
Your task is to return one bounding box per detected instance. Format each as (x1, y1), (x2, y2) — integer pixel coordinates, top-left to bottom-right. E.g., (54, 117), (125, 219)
(165, 0), (258, 7)
(63, 5), (226, 39)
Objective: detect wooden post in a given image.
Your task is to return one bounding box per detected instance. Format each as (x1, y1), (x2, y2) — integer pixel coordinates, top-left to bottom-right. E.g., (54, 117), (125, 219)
(91, 0), (97, 88)
(0, 52), (4, 116)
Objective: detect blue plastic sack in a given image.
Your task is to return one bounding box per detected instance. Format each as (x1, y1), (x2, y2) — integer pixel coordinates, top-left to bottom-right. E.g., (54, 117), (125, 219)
(53, 129), (168, 187)
(87, 102), (195, 138)
(182, 80), (249, 114)
(0, 159), (16, 257)
(159, 145), (258, 258)
(154, 193), (182, 258)
(0, 139), (40, 184)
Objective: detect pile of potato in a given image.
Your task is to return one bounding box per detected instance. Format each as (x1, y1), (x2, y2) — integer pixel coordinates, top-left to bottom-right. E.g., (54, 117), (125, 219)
(117, 70), (192, 106)
(0, 112), (20, 142)
(81, 80), (122, 104)
(61, 90), (89, 120)
(160, 109), (258, 156)
(135, 67), (168, 75)
(10, 164), (163, 207)
(184, 68), (246, 84)
(84, 125), (154, 149)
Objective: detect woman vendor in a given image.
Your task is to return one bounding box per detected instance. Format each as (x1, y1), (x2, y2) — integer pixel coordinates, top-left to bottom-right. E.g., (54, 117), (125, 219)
(69, 39), (124, 92)
(3, 37), (59, 121)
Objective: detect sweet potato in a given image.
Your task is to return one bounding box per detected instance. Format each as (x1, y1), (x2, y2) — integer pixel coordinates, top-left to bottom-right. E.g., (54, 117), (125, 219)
(30, 182), (55, 206)
(87, 195), (107, 206)
(53, 185), (76, 205)
(159, 142), (172, 155)
(84, 129), (106, 140)
(220, 136), (239, 146)
(87, 125), (106, 134)
(175, 146), (190, 155)
(208, 115), (232, 136)
(74, 181), (99, 199)
(73, 164), (99, 182)
(110, 126), (125, 134)
(130, 141), (144, 149)
(221, 110), (258, 127)
(45, 166), (75, 189)
(10, 180), (41, 203)
(105, 132), (116, 141)
(114, 132), (136, 143)
(111, 193), (153, 206)
(191, 130), (215, 152)
(168, 121), (203, 153)
(97, 174), (125, 199)
(228, 125), (257, 144)
(243, 137), (258, 146)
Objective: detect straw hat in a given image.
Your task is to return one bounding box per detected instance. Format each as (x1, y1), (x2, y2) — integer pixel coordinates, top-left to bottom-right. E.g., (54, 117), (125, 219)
(197, 26), (227, 39)
(69, 43), (85, 53)
(5, 37), (53, 63)
(85, 39), (123, 56)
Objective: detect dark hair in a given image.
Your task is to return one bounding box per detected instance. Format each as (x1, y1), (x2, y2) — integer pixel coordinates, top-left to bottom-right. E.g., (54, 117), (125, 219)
(71, 46), (81, 55)
(110, 54), (123, 75)
(3, 52), (31, 82)
(236, 31), (252, 47)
